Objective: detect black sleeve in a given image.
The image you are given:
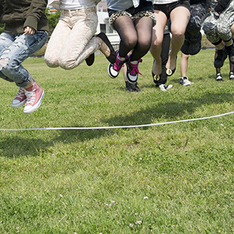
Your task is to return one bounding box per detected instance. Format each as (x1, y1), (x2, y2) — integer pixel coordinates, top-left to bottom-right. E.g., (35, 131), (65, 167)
(214, 0), (231, 13)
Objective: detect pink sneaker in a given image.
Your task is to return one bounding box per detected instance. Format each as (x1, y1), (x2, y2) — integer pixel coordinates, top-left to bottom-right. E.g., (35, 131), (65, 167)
(126, 58), (142, 84)
(108, 51), (128, 79)
(11, 87), (27, 108)
(23, 82), (44, 114)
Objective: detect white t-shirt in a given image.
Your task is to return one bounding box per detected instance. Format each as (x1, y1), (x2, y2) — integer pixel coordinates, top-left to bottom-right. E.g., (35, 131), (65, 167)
(60, 0), (96, 9)
(154, 0), (178, 4)
(48, 0), (99, 10)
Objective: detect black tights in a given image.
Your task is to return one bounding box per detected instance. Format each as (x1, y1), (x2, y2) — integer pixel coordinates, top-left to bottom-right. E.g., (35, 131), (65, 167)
(113, 15), (153, 61)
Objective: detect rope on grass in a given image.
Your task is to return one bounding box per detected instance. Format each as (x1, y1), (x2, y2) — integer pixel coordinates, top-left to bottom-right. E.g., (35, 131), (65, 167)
(1, 111), (234, 132)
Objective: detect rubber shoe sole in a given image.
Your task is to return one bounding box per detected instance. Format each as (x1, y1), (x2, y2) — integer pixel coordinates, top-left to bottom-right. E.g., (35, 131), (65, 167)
(108, 63), (120, 78)
(11, 99), (26, 108)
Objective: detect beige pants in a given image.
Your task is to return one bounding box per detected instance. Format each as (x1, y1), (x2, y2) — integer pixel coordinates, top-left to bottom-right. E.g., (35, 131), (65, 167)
(44, 7), (101, 70)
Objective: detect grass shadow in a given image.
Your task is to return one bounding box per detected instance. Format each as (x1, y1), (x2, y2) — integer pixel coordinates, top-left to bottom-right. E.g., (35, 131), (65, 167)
(101, 92), (234, 126)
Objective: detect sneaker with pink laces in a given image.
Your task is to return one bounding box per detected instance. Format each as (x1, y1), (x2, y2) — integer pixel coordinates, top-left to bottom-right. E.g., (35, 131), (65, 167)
(23, 81), (44, 114)
(11, 87), (27, 108)
(126, 58), (142, 84)
(108, 51), (128, 79)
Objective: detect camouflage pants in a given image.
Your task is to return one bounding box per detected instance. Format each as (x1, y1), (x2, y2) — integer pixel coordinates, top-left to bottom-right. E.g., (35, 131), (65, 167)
(185, 2), (208, 41)
(203, 0), (234, 44)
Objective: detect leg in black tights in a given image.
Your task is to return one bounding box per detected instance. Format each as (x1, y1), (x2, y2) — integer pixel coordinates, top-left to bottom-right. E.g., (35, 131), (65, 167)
(113, 15), (153, 61)
(113, 16), (138, 58)
(130, 16), (154, 61)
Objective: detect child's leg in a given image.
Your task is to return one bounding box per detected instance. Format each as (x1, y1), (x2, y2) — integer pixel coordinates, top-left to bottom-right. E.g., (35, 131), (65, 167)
(166, 6), (190, 73)
(125, 16), (154, 84)
(214, 49), (223, 81)
(150, 10), (168, 75)
(113, 15), (138, 58)
(58, 8), (98, 70)
(108, 15), (137, 79)
(44, 17), (71, 68)
(130, 16), (154, 61)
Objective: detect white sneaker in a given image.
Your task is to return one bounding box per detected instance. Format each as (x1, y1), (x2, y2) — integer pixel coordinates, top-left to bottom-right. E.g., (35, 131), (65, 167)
(229, 72), (234, 80)
(180, 76), (193, 86)
(216, 73), (223, 81)
(159, 84), (173, 91)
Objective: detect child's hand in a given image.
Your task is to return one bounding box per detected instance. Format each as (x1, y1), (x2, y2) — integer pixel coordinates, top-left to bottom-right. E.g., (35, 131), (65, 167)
(24, 26), (35, 35)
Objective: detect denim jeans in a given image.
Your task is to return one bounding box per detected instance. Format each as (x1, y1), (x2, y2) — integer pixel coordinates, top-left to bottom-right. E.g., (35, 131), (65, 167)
(0, 31), (48, 87)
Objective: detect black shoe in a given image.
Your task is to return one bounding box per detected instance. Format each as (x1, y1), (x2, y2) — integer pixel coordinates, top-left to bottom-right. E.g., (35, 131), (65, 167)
(216, 73), (223, 81)
(214, 48), (227, 68)
(152, 65), (168, 85)
(125, 81), (133, 92)
(96, 32), (116, 64)
(125, 81), (142, 92)
(85, 53), (95, 66)
(166, 56), (177, 76)
(226, 43), (234, 64)
(152, 72), (160, 84)
(132, 82), (142, 92)
(229, 72), (234, 79)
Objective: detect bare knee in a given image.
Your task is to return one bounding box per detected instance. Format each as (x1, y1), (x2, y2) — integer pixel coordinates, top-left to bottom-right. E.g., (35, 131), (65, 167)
(0, 58), (9, 68)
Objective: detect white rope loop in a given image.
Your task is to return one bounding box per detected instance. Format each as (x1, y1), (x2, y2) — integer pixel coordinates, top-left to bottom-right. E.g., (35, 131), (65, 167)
(1, 111), (234, 131)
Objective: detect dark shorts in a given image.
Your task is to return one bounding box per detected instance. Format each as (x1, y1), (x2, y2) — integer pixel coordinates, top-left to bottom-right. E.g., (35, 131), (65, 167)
(108, 0), (154, 18)
(154, 0), (190, 19)
(108, 0), (156, 29)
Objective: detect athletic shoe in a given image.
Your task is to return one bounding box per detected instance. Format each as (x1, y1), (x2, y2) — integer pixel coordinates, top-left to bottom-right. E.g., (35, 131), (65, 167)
(125, 81), (133, 92)
(11, 87), (27, 108)
(108, 51), (128, 79)
(85, 53), (95, 66)
(229, 72), (234, 80)
(23, 81), (44, 114)
(180, 76), (193, 86)
(216, 73), (223, 81)
(132, 82), (142, 92)
(226, 43), (234, 64)
(126, 58), (142, 84)
(158, 84), (173, 91)
(214, 48), (227, 68)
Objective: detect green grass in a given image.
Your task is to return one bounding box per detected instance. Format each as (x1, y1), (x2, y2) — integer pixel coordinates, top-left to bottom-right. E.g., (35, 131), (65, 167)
(0, 50), (234, 233)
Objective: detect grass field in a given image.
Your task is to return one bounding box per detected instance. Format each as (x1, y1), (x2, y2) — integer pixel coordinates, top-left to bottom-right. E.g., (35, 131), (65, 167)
(0, 50), (234, 233)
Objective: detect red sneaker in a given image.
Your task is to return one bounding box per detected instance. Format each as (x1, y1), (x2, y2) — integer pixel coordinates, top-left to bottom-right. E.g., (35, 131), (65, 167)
(23, 82), (44, 114)
(11, 87), (27, 108)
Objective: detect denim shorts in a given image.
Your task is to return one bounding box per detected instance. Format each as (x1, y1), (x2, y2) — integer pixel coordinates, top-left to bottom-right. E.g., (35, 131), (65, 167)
(154, 0), (190, 19)
(108, 0), (156, 29)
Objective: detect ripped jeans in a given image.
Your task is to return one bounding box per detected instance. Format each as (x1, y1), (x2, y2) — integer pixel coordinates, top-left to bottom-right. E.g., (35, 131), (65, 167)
(0, 31), (48, 87)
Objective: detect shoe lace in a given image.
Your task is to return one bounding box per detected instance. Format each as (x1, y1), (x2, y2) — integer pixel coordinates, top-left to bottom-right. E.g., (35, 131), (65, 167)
(129, 59), (142, 76)
(25, 89), (36, 105)
(113, 59), (125, 71)
(114, 55), (128, 71)
(15, 88), (25, 99)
